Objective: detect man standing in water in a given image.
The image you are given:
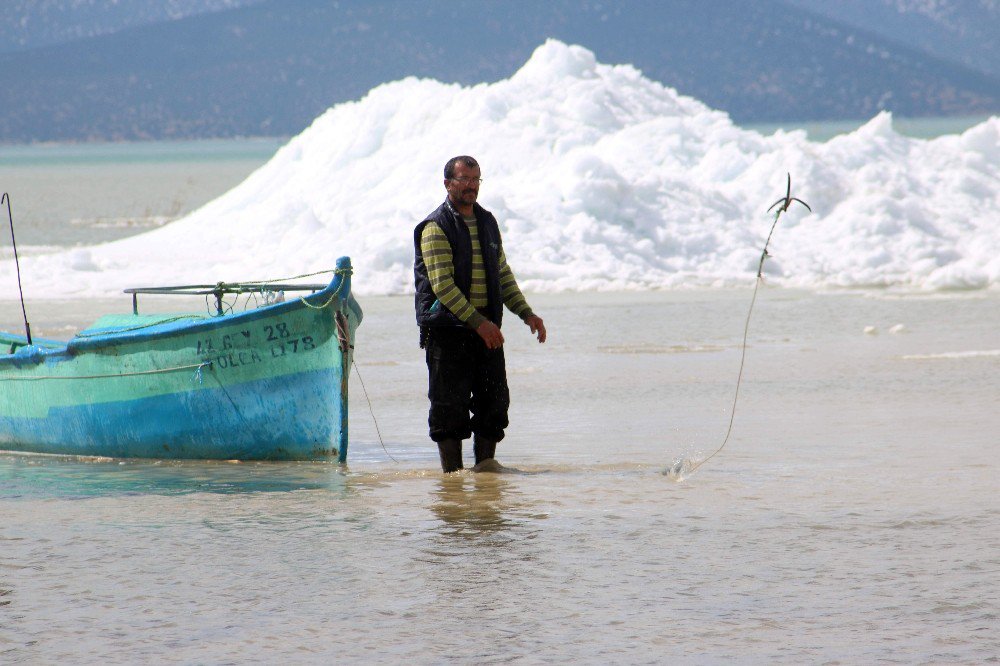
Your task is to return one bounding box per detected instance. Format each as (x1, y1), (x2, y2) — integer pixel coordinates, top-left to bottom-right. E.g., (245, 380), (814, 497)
(414, 155), (547, 472)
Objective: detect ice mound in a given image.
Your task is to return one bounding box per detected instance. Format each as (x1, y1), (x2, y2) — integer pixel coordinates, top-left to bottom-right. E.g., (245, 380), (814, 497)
(3, 40), (998, 298)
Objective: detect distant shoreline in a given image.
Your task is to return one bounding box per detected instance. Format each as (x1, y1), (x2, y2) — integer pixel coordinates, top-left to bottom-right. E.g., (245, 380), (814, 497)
(747, 113), (993, 141)
(2, 113), (993, 155)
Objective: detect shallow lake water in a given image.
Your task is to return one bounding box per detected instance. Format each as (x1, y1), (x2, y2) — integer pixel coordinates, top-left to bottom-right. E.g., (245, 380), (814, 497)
(2, 132), (998, 662)
(2, 288), (998, 663)
(0, 138), (283, 249)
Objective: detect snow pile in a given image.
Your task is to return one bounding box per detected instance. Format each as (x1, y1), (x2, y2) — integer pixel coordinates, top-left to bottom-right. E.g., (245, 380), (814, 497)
(3, 40), (999, 297)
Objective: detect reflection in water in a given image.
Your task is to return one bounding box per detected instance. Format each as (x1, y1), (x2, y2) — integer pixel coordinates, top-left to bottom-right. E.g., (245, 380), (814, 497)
(429, 473), (522, 539)
(2, 289), (998, 663)
(0, 452), (350, 498)
(424, 472), (547, 604)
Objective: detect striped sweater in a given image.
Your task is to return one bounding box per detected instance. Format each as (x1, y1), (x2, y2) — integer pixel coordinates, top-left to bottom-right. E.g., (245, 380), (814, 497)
(419, 217), (533, 329)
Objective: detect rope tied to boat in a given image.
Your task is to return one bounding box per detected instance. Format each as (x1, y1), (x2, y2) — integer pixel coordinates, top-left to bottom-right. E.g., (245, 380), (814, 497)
(2, 193), (33, 346)
(351, 361), (397, 463)
(206, 267), (353, 313)
(298, 267), (352, 310)
(233, 268), (344, 286)
(0, 360), (213, 382)
(193, 361), (210, 384)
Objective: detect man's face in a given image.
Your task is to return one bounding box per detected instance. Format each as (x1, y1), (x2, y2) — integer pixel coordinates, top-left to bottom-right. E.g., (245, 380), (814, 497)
(445, 162), (481, 208)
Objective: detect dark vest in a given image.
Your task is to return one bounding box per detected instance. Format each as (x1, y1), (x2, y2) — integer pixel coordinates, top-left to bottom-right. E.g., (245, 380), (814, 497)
(414, 199), (504, 329)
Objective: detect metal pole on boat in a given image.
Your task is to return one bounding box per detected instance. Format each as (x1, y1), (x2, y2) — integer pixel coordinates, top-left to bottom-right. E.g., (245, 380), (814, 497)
(2, 193), (32, 346)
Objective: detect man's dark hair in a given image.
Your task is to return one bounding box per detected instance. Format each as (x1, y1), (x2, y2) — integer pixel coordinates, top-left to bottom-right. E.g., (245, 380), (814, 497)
(444, 155), (479, 180)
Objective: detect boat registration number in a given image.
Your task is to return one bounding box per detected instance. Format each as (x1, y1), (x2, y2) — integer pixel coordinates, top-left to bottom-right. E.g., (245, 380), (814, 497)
(195, 320), (317, 370)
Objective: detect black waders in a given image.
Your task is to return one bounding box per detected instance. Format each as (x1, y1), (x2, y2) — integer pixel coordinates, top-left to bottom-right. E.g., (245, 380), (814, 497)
(473, 435), (497, 465)
(437, 439), (463, 473)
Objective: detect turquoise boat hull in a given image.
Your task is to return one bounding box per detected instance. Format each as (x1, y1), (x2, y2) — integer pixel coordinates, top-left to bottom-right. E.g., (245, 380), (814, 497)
(0, 257), (362, 461)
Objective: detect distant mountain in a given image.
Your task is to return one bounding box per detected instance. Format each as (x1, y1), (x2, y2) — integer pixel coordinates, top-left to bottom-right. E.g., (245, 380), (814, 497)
(785, 0), (1000, 77)
(1, 0), (998, 143)
(0, 0), (265, 53)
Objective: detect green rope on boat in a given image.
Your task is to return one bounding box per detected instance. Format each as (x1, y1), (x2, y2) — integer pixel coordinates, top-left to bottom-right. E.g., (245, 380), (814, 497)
(298, 267), (352, 310)
(74, 267), (350, 335)
(234, 268), (343, 287)
(194, 266), (351, 311)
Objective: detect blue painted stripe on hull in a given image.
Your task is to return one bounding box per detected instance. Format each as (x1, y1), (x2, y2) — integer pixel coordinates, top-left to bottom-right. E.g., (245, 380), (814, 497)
(0, 368), (345, 460)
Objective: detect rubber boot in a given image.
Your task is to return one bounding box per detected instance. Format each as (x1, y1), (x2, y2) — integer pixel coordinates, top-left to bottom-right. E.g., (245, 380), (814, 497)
(473, 435), (497, 465)
(437, 438), (463, 473)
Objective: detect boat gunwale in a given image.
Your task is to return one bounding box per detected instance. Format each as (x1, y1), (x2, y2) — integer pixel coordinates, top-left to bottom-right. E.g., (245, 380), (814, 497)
(0, 256), (356, 362)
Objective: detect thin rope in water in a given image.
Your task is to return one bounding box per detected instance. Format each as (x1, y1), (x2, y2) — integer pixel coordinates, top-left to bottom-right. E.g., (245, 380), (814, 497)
(352, 362), (397, 462)
(681, 174), (810, 477)
(684, 273), (763, 476)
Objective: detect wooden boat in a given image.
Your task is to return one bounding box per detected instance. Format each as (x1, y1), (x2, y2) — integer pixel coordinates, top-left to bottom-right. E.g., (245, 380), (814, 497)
(0, 257), (362, 461)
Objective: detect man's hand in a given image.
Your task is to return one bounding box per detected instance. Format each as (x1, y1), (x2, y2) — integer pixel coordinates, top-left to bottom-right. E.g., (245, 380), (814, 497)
(476, 320), (505, 349)
(525, 315), (546, 343)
